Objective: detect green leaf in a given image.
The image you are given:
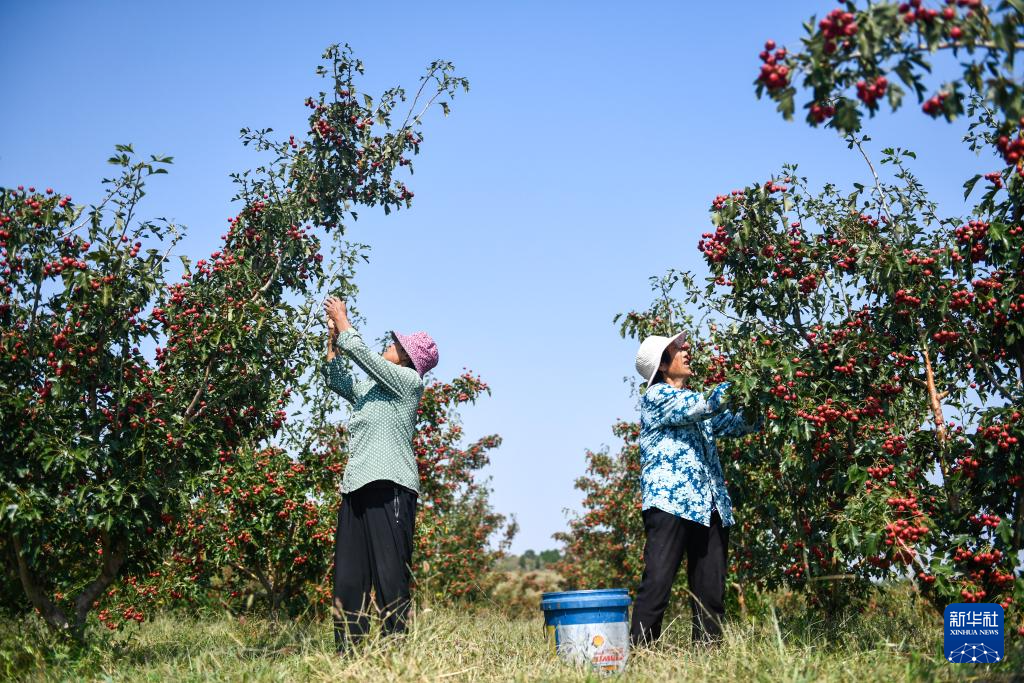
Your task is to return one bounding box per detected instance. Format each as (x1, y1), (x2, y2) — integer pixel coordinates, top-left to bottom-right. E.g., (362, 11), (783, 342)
(997, 519), (1012, 545)
(884, 84), (901, 111)
(963, 174), (982, 200)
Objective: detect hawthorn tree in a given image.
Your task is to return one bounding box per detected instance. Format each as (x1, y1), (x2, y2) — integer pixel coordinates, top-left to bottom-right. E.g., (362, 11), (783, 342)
(559, 1), (1022, 635)
(0, 43), (468, 639)
(93, 370), (513, 628)
(410, 372), (516, 601)
(752, 0), (1022, 626)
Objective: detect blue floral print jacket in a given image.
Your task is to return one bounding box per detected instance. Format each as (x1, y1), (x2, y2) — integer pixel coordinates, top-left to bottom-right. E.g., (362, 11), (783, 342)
(639, 381), (760, 527)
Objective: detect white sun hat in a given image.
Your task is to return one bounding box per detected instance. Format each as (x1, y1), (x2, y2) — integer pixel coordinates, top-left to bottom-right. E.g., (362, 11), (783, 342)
(635, 331), (686, 386)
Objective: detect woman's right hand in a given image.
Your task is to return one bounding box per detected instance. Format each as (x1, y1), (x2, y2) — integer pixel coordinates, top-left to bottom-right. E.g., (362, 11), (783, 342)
(324, 296), (351, 332)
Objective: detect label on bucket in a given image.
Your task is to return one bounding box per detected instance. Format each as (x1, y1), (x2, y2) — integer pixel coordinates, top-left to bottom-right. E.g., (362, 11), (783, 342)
(552, 621), (628, 674)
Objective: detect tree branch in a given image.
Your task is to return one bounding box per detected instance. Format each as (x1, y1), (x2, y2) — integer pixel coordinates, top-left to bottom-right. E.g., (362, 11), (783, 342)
(11, 533), (69, 632)
(969, 347), (1017, 402)
(73, 531), (127, 633)
(851, 136), (894, 227)
(919, 331), (960, 514)
(183, 359), (214, 424)
(909, 376), (949, 399)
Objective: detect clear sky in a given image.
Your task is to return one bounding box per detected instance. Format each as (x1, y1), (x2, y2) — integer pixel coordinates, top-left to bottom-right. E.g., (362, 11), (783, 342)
(0, 1), (992, 553)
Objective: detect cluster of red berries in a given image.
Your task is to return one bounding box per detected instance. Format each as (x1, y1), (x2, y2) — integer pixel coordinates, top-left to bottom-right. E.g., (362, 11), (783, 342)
(955, 219), (990, 262)
(41, 255), (88, 277)
(958, 587), (987, 603)
(698, 226), (732, 263)
(884, 519), (927, 547)
(798, 272), (819, 293)
(819, 8), (858, 55)
(955, 547), (1003, 566)
(712, 190), (744, 210)
(768, 374), (797, 400)
(832, 357), (857, 376)
(900, 0), (942, 24)
(922, 91), (949, 116)
(953, 453), (981, 478)
(810, 102), (836, 124)
(867, 464), (895, 481)
(893, 289), (922, 307)
(783, 562), (805, 579)
(881, 436), (907, 456)
(996, 127), (1024, 170)
(886, 495), (920, 513)
(124, 606), (146, 624)
(977, 421), (1019, 450)
(949, 289), (975, 310)
(856, 76), (888, 108)
(969, 513), (1001, 529)
(758, 40), (790, 92)
(797, 399), (845, 426)
(990, 570), (1015, 591)
(932, 330), (960, 343)
(983, 171), (1003, 189)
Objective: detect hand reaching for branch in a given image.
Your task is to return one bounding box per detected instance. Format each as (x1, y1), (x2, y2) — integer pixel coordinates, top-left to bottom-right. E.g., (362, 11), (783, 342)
(324, 296), (352, 333)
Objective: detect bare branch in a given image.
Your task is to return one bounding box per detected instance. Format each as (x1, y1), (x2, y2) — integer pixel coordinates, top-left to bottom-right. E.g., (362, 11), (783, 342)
(851, 136), (894, 226)
(183, 359), (214, 424)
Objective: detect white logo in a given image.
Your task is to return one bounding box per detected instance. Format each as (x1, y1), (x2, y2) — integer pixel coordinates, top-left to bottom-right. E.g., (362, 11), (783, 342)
(947, 643), (1002, 664)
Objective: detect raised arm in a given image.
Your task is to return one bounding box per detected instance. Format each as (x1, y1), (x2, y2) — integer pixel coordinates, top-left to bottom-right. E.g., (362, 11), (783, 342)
(647, 382), (731, 428)
(334, 328), (419, 397)
(321, 316), (366, 403)
(710, 409), (763, 438)
(322, 356), (367, 404)
(323, 296), (419, 398)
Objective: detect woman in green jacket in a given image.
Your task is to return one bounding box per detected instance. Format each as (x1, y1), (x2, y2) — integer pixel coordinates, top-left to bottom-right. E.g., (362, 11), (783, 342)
(323, 296), (438, 653)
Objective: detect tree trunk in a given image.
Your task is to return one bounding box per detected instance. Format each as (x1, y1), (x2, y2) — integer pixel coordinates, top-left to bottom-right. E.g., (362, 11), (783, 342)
(72, 533), (127, 636)
(12, 533), (70, 632)
(12, 531), (127, 639)
(921, 339), (947, 444)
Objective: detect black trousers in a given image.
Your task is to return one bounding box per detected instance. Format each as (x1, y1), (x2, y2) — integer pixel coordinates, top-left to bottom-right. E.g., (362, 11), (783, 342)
(333, 480), (417, 651)
(630, 508), (729, 645)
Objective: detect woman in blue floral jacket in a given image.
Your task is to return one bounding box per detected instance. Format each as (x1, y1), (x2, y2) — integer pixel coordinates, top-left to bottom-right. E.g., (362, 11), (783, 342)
(629, 332), (761, 646)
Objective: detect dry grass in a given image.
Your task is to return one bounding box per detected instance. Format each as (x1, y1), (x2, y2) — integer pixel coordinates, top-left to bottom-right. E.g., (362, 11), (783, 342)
(3, 586), (1020, 682)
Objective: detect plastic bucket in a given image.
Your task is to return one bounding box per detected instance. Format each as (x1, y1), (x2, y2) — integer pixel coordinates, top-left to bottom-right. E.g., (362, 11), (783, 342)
(540, 589), (632, 674)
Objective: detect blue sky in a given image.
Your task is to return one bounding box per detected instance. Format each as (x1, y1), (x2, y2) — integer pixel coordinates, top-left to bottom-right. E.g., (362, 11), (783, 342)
(0, 1), (994, 553)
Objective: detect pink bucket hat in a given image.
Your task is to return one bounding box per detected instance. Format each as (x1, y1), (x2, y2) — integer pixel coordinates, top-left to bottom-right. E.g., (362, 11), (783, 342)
(391, 330), (438, 377)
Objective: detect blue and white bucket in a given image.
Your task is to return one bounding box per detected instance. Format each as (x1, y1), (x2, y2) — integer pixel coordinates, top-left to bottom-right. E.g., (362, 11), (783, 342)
(540, 589), (632, 674)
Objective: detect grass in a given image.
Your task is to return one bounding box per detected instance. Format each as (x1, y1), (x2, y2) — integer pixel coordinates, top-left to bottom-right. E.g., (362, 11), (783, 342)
(2, 586), (1021, 682)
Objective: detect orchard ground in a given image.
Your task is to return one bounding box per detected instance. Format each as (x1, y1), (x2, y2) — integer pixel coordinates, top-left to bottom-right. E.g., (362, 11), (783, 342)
(2, 581), (1022, 681)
